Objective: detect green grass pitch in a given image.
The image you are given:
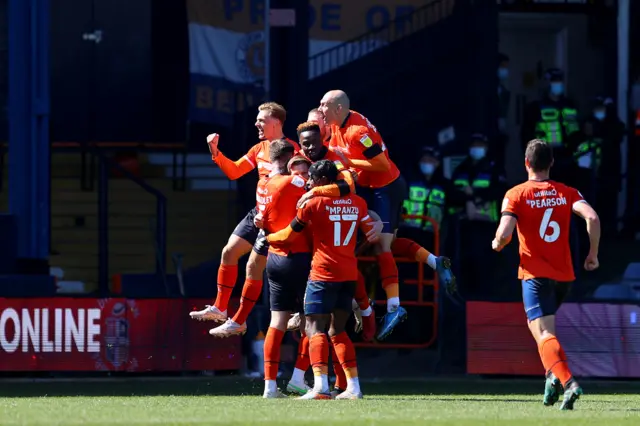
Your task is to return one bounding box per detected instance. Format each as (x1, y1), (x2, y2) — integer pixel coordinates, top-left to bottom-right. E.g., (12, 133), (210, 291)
(0, 377), (638, 425)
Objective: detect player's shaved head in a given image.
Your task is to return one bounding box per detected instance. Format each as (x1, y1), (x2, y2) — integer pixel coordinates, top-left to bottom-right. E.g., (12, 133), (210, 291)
(319, 90), (350, 126)
(525, 139), (554, 173)
(324, 90), (350, 110)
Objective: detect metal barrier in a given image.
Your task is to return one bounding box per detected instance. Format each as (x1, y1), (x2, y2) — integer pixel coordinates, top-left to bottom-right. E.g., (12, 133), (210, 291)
(355, 214), (440, 349)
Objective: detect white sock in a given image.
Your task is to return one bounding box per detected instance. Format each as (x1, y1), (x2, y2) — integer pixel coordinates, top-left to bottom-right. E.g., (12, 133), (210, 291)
(361, 306), (372, 317)
(314, 374), (329, 393)
(347, 377), (361, 394)
(387, 297), (400, 313)
(427, 254), (437, 270)
(291, 368), (305, 385)
(265, 379), (277, 394)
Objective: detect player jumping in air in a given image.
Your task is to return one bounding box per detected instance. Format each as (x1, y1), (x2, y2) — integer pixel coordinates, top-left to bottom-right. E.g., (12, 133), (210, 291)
(303, 101), (454, 340)
(189, 102), (300, 337)
(492, 139), (600, 410)
(267, 160), (378, 399)
(315, 90), (408, 340)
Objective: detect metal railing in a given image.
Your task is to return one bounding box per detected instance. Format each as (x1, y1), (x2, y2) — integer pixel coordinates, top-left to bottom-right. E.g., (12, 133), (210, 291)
(308, 0), (454, 79)
(94, 150), (167, 294)
(355, 214), (440, 349)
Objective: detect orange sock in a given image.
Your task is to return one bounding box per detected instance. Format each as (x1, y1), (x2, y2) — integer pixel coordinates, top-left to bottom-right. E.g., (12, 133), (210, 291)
(330, 341), (348, 390)
(538, 335), (573, 386)
(294, 334), (310, 372)
(392, 237), (432, 263)
(330, 332), (358, 379)
(354, 271), (370, 311)
(309, 334), (329, 378)
(214, 264), (238, 311)
(264, 327), (284, 381)
(377, 252), (399, 300)
(231, 279), (262, 324)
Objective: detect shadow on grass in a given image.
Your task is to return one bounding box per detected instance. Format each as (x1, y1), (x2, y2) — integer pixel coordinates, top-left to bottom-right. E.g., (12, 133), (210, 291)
(1, 375), (639, 398)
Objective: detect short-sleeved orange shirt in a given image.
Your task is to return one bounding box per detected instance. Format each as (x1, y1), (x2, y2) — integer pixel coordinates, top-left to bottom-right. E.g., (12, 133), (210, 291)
(329, 110), (400, 188)
(297, 194), (372, 282)
(261, 174), (310, 255)
(244, 138), (300, 179)
(501, 180), (585, 282)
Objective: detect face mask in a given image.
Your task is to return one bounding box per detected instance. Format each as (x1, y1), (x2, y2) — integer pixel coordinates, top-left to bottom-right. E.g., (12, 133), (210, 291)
(498, 68), (509, 80)
(550, 82), (564, 96)
(593, 110), (606, 121)
(469, 147), (486, 161)
(420, 163), (435, 175)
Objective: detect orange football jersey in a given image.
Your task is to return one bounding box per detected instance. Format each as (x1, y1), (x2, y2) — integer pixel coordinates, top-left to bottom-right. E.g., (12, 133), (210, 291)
(297, 193), (373, 282)
(262, 174), (310, 255)
(501, 180), (586, 282)
(244, 138), (300, 180)
(329, 110), (400, 188)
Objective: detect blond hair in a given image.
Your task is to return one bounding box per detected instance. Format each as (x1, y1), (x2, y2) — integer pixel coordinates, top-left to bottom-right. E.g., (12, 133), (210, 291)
(258, 102), (286, 124)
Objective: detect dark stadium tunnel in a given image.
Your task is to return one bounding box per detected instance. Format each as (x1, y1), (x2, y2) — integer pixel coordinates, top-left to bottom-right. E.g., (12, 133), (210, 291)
(1, 377), (639, 398)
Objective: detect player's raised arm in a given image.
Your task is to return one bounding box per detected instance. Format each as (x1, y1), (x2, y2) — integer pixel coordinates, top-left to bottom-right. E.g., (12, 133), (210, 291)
(572, 195), (601, 270)
(492, 190), (519, 251)
(342, 126), (390, 172)
(208, 133), (256, 180)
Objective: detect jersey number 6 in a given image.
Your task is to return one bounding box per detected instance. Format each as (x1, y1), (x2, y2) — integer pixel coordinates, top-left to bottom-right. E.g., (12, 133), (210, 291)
(539, 207), (560, 243)
(332, 217), (357, 247)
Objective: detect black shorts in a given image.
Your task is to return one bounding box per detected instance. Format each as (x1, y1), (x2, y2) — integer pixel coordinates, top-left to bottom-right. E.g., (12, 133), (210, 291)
(232, 207), (269, 257)
(267, 252), (312, 312)
(304, 280), (356, 315)
(356, 174), (407, 233)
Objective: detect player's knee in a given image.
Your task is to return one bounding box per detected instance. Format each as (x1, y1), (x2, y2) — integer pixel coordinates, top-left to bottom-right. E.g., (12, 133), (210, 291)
(246, 254), (266, 279)
(377, 233), (394, 251)
(222, 237), (250, 263)
(327, 324), (344, 337)
(269, 311), (289, 331)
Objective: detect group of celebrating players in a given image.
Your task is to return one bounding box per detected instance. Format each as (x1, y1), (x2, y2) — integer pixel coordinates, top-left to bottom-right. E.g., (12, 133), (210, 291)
(189, 89), (602, 410)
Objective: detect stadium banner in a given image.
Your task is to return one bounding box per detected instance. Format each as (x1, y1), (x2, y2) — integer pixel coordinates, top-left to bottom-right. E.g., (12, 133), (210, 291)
(467, 302), (640, 378)
(187, 0), (447, 126)
(0, 298), (242, 372)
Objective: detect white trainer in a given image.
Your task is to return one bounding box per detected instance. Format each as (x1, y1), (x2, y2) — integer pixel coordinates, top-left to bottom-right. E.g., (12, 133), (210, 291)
(335, 389), (363, 400)
(287, 313), (302, 331)
(209, 319), (247, 337)
(189, 305), (227, 323)
(263, 389), (287, 399)
(286, 381), (310, 396)
(297, 390), (332, 400)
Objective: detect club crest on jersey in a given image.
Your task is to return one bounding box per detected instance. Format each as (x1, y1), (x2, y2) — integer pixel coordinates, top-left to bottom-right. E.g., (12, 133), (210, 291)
(291, 176), (305, 188)
(360, 134), (373, 148)
(334, 160), (344, 170)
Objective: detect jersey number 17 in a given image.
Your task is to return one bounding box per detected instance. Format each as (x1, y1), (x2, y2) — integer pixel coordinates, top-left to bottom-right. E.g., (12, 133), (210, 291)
(331, 215), (357, 246)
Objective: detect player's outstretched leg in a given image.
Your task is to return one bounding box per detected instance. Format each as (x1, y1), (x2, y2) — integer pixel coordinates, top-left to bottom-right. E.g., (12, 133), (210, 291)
(287, 333), (311, 395)
(391, 237), (456, 293)
(209, 250), (266, 337)
(354, 271), (376, 341)
(376, 246), (407, 341)
(190, 234), (251, 323)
